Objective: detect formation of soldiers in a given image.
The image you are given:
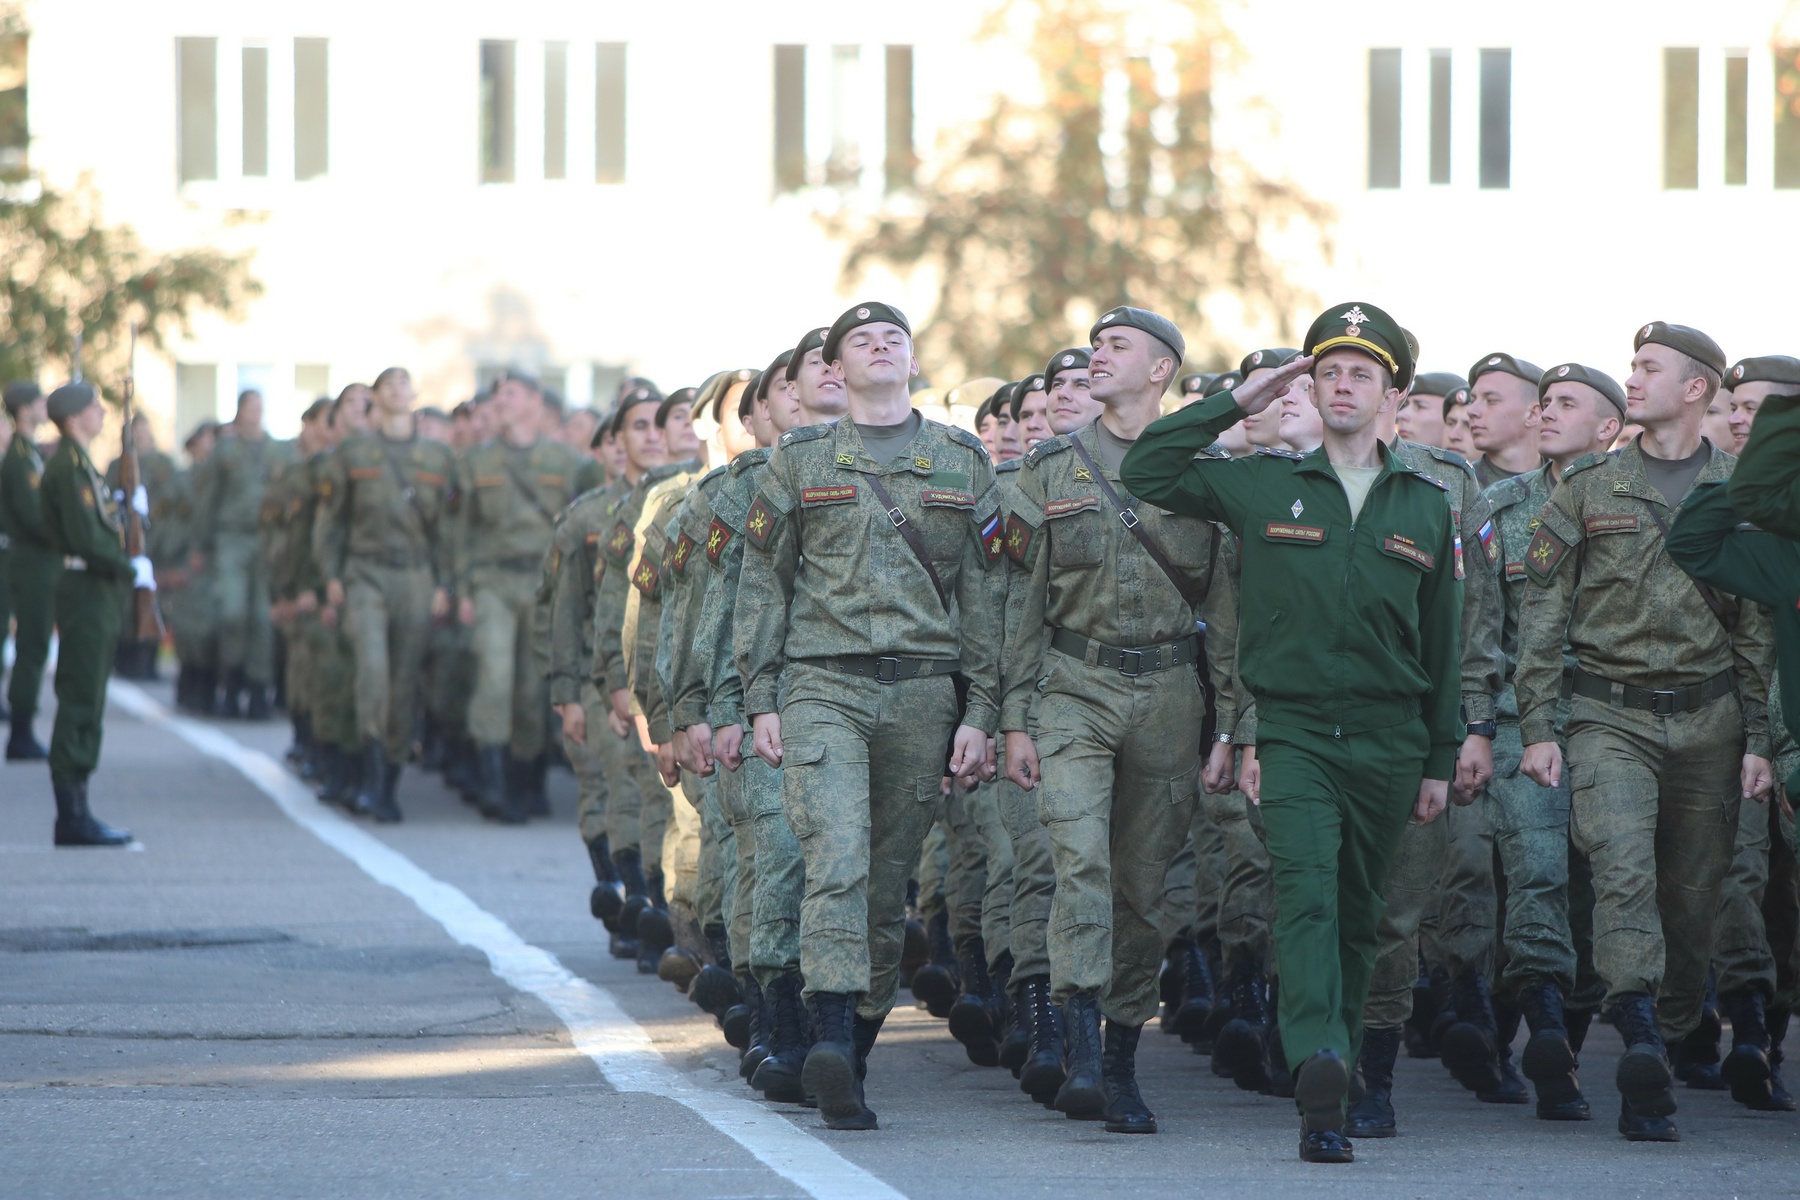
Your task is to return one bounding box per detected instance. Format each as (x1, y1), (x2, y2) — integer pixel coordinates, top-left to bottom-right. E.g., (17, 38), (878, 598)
(3, 297), (1798, 1165)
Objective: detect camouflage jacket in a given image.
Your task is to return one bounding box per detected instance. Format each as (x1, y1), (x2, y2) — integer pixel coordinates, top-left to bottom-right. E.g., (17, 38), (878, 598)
(1479, 461), (1565, 721)
(193, 430), (291, 546)
(313, 432), (456, 585)
(589, 459), (703, 697)
(694, 448), (770, 731)
(540, 482), (626, 707)
(454, 437), (584, 588)
(658, 462), (733, 732)
(623, 466), (708, 740)
(735, 414), (1006, 733)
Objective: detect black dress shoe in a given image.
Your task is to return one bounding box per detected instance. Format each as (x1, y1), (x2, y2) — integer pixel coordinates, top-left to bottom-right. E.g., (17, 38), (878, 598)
(1298, 1129), (1354, 1163)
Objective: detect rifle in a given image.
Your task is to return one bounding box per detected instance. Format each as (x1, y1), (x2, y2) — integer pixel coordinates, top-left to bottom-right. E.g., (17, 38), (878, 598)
(117, 323), (164, 641)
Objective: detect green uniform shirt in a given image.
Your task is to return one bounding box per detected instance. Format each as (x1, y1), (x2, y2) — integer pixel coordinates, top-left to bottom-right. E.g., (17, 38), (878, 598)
(40, 438), (130, 579)
(694, 448), (770, 731)
(659, 464), (730, 732)
(1120, 391), (1464, 778)
(1478, 461), (1560, 719)
(589, 459), (702, 697)
(192, 430), (290, 549)
(313, 432), (456, 585)
(541, 482), (626, 707)
(453, 437), (584, 590)
(0, 432), (52, 552)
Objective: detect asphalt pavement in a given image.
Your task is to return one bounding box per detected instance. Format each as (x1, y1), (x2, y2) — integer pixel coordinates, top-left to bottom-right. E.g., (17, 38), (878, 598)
(0, 679), (1794, 1198)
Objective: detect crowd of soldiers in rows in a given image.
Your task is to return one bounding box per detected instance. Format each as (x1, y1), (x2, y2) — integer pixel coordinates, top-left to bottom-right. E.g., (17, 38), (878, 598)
(2, 296), (1796, 1163)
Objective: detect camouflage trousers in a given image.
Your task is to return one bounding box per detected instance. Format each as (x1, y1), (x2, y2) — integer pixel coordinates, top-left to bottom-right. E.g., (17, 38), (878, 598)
(722, 730), (804, 986)
(308, 616), (358, 752)
(467, 567), (549, 759)
(916, 823), (950, 925)
(1036, 651), (1203, 1027)
(947, 772), (1015, 971)
(690, 769), (735, 937)
(1204, 771), (1271, 970)
(778, 662), (956, 1018)
(211, 532), (274, 686)
(1566, 691), (1743, 1040)
(995, 751), (1056, 981)
(1488, 719), (1580, 997)
(580, 687), (661, 856)
(343, 560), (434, 760)
(1714, 788), (1782, 1000)
(426, 622), (474, 734)
(662, 773), (703, 924)
(163, 573), (216, 674)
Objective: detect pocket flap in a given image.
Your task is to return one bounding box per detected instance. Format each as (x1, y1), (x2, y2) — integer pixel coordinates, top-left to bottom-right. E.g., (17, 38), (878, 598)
(782, 740), (827, 767)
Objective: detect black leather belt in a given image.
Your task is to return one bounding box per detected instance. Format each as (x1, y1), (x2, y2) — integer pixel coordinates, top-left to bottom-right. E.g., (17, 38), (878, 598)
(1570, 668), (1735, 717)
(815, 656), (962, 684)
(1050, 628), (1198, 677)
(485, 555), (545, 572)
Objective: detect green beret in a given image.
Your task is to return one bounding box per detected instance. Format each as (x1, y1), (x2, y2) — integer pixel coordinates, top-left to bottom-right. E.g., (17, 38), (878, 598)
(1203, 370), (1243, 398)
(1727, 355), (1800, 389)
(1179, 372), (1214, 395)
(822, 301), (911, 364)
(697, 368), (757, 426)
(1539, 362), (1627, 418)
(655, 387), (697, 428)
(1468, 352), (1544, 390)
(602, 383), (663, 440)
(1090, 306), (1185, 365)
(785, 327), (829, 382)
(1010, 373), (1047, 420)
(1634, 321), (1726, 376)
(47, 381), (98, 421)
(1440, 386), (1471, 421)
(3, 380), (43, 415)
(739, 371), (761, 420)
(758, 351), (793, 401)
(1303, 301), (1414, 390)
(1410, 371), (1468, 398)
(1238, 348), (1300, 376)
(1045, 348), (1091, 385)
(978, 381), (1018, 425)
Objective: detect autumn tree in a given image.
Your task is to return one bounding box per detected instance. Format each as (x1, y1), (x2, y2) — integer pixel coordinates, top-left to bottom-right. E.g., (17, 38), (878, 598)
(840, 0), (1326, 383)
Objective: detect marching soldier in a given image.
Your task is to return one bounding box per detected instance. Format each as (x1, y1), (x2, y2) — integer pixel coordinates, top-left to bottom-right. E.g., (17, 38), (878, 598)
(2, 380), (55, 759)
(263, 402), (333, 777)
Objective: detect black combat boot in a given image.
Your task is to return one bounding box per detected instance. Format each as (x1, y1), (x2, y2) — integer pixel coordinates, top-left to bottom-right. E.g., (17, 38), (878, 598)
(6, 711), (48, 761)
(52, 778), (133, 847)
(1158, 940), (1187, 1035)
(1441, 970), (1504, 1095)
(1054, 992), (1106, 1119)
(493, 755), (529, 825)
(1426, 963), (1458, 1055)
(1345, 1025), (1400, 1137)
(1517, 981), (1589, 1120)
(803, 993), (876, 1130)
(728, 973), (762, 1061)
(635, 904), (675, 977)
(1720, 988), (1775, 1109)
(909, 910), (959, 1018)
(1263, 977), (1294, 1098)
(1478, 996), (1529, 1104)
(586, 834), (625, 927)
(1566, 1006), (1596, 1055)
(899, 915), (929, 988)
(518, 753), (550, 818)
(1763, 1006), (1797, 1111)
(445, 737), (479, 802)
(1215, 957), (1272, 1092)
(1174, 938), (1215, 1044)
(991, 952), (1027, 1074)
(658, 946), (701, 991)
(1017, 976), (1066, 1105)
(475, 745), (514, 822)
(352, 740), (388, 820)
(697, 926), (746, 1029)
(244, 682), (272, 721)
(612, 847), (649, 959)
(752, 971), (809, 1103)
(737, 974), (769, 1080)
(195, 667), (221, 715)
(948, 936), (1000, 1066)
(219, 668), (244, 718)
(1675, 973), (1726, 1089)
(285, 712), (311, 768)
(1294, 1050), (1354, 1163)
(318, 746), (354, 809)
(1100, 1020), (1156, 1133)
(1611, 992), (1677, 1138)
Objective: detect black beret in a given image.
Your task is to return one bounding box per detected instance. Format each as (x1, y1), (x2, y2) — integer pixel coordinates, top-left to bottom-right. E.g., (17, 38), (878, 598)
(1202, 370), (1243, 398)
(1179, 372), (1214, 395)
(1090, 306), (1185, 364)
(603, 384), (663, 439)
(1440, 386), (1472, 421)
(1634, 321), (1726, 376)
(655, 387), (697, 427)
(1238, 348), (1300, 376)
(47, 381), (98, 421)
(785, 327), (830, 381)
(822, 301), (911, 363)
(1010, 374), (1047, 420)
(1539, 362), (1628, 418)
(1303, 301), (1414, 391)
(1410, 371), (1468, 398)
(758, 351), (794, 401)
(3, 380), (43, 415)
(697, 368), (757, 426)
(1468, 352), (1544, 390)
(1045, 348), (1091, 385)
(1727, 355), (1800, 389)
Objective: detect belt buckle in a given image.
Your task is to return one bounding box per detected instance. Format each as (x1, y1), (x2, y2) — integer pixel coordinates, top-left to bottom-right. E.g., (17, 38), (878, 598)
(874, 656), (902, 684)
(1118, 508), (1140, 529)
(886, 506), (907, 528)
(1650, 689), (1678, 717)
(1118, 649), (1143, 677)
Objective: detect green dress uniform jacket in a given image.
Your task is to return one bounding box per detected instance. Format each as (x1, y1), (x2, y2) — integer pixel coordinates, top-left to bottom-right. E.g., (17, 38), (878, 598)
(1729, 392), (1800, 540)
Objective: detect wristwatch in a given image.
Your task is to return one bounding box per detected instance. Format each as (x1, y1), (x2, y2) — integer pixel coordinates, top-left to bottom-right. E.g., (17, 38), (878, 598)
(1214, 733), (1234, 745)
(1465, 720), (1498, 739)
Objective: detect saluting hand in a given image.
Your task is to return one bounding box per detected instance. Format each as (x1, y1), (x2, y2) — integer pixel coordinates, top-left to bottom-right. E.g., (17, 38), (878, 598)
(1232, 354), (1314, 417)
(1414, 778), (1449, 824)
(1004, 731), (1039, 790)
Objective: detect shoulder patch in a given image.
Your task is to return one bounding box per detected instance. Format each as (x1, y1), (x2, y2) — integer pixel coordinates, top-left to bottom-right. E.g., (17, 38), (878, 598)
(1254, 446), (1307, 461)
(705, 518), (734, 563)
(670, 533), (696, 574)
(631, 555), (660, 597)
(1477, 518), (1498, 564)
(745, 496), (778, 548)
(1005, 514), (1037, 565)
(778, 423), (832, 448)
(997, 459), (1023, 474)
(605, 521), (635, 560)
(980, 511), (1004, 562)
(1524, 525), (1571, 584)
(1024, 436), (1073, 467)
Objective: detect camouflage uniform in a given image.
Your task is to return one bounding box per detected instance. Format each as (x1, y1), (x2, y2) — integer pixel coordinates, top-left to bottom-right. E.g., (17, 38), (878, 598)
(149, 468), (215, 678)
(737, 416), (1004, 1018)
(193, 431), (290, 691)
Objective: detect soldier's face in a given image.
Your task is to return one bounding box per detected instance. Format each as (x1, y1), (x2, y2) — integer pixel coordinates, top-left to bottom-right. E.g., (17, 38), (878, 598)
(339, 388), (373, 434)
(833, 324), (917, 391)
(376, 372), (416, 412)
(599, 431), (628, 476)
(1625, 343), (1707, 427)
(1395, 392), (1447, 447)
(238, 391), (264, 427)
(1699, 395), (1739, 452)
(1538, 384), (1618, 462)
(993, 410), (1022, 462)
(1048, 370), (1101, 434)
(1279, 374), (1323, 449)
(761, 378), (804, 437)
(494, 379), (542, 431)
(1089, 329), (1171, 403)
(620, 408), (665, 472)
(561, 410), (597, 450)
(661, 402), (700, 458)
(18, 397), (47, 430)
(1730, 381), (1777, 444)
(1017, 387), (1051, 447)
(189, 431), (215, 463)
(1312, 349), (1397, 436)
(1240, 368), (1289, 447)
(1443, 403), (1474, 457)
(1467, 372), (1540, 454)
(796, 349), (847, 421)
(70, 401), (105, 442)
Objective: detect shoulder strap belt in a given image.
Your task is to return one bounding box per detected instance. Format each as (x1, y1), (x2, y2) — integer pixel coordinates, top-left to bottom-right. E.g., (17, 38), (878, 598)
(1638, 499), (1732, 629)
(1067, 434), (1202, 605)
(863, 472), (950, 613)
(500, 455), (558, 527)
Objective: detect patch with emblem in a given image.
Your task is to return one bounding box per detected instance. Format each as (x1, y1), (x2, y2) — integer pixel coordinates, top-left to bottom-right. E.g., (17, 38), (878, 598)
(745, 497), (776, 548)
(921, 489), (974, 507)
(1005, 514), (1036, 564)
(417, 470), (445, 487)
(317, 480), (334, 498)
(980, 513), (1004, 562)
(1524, 526), (1569, 582)
(1074, 465), (1093, 482)
(705, 519), (734, 563)
(474, 475), (504, 488)
(631, 556), (659, 596)
(1611, 481), (1631, 494)
(914, 457), (931, 472)
(1045, 495), (1100, 517)
(537, 474), (565, 488)
(1453, 535), (1465, 580)
(1477, 519), (1498, 564)
(1505, 562), (1527, 581)
(801, 485), (858, 504)
(585, 531), (603, 547)
(836, 452), (856, 466)
(1585, 514), (1639, 535)
(606, 522), (634, 558)
(1263, 522), (1325, 543)
(1382, 537), (1435, 570)
(670, 533), (695, 574)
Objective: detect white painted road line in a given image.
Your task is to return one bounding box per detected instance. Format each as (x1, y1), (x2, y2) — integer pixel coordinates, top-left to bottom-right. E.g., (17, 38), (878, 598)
(108, 681), (905, 1200)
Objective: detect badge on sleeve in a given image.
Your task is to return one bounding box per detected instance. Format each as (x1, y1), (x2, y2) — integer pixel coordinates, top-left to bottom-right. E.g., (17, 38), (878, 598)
(670, 533), (695, 574)
(706, 519), (734, 564)
(1005, 514), (1036, 565)
(1477, 519), (1497, 564)
(980, 512), (1004, 562)
(745, 497), (776, 548)
(1523, 525), (1569, 583)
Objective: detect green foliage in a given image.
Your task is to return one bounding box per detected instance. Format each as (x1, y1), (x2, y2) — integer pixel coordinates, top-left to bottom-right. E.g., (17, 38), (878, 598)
(839, 0), (1327, 384)
(0, 175), (261, 396)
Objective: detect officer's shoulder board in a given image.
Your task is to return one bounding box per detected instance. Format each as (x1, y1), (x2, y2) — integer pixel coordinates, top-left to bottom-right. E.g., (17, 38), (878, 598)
(1024, 435), (1072, 468)
(777, 423), (833, 450)
(730, 446), (771, 476)
(1198, 442), (1231, 461)
(1253, 446), (1307, 461)
(996, 458), (1023, 475)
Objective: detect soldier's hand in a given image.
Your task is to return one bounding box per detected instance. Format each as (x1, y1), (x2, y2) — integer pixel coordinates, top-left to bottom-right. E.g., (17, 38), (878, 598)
(1202, 740), (1235, 794)
(320, 604), (339, 630)
(558, 703), (587, 746)
(1743, 754), (1774, 804)
(1004, 731), (1040, 790)
(611, 688), (633, 726)
(1520, 741), (1562, 789)
(685, 722), (716, 775)
(1233, 354), (1314, 417)
(715, 724), (745, 771)
(325, 579), (346, 607)
(429, 587), (450, 620)
(457, 597), (475, 626)
(655, 740), (680, 787)
(634, 714), (656, 755)
(1414, 778), (1449, 824)
(1238, 746), (1261, 804)
(752, 714), (783, 768)
(606, 709), (630, 740)
(1454, 734), (1492, 804)
(947, 725), (987, 788)
(295, 591), (318, 615)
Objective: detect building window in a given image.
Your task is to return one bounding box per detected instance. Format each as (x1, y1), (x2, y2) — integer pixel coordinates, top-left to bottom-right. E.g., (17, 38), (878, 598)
(1478, 48), (1510, 189)
(295, 364), (331, 403)
(294, 39), (329, 180)
(1724, 52), (1748, 186)
(827, 45), (861, 185)
(595, 42), (626, 184)
(544, 42), (567, 181)
(1777, 47), (1800, 188)
(177, 37), (217, 184)
(885, 45), (914, 191)
(0, 30), (26, 178)
(1428, 49), (1451, 185)
(1366, 48), (1400, 189)
(774, 44), (806, 192)
(241, 45), (268, 177)
(176, 362), (219, 437)
(480, 40), (515, 183)
(1663, 47), (1699, 189)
